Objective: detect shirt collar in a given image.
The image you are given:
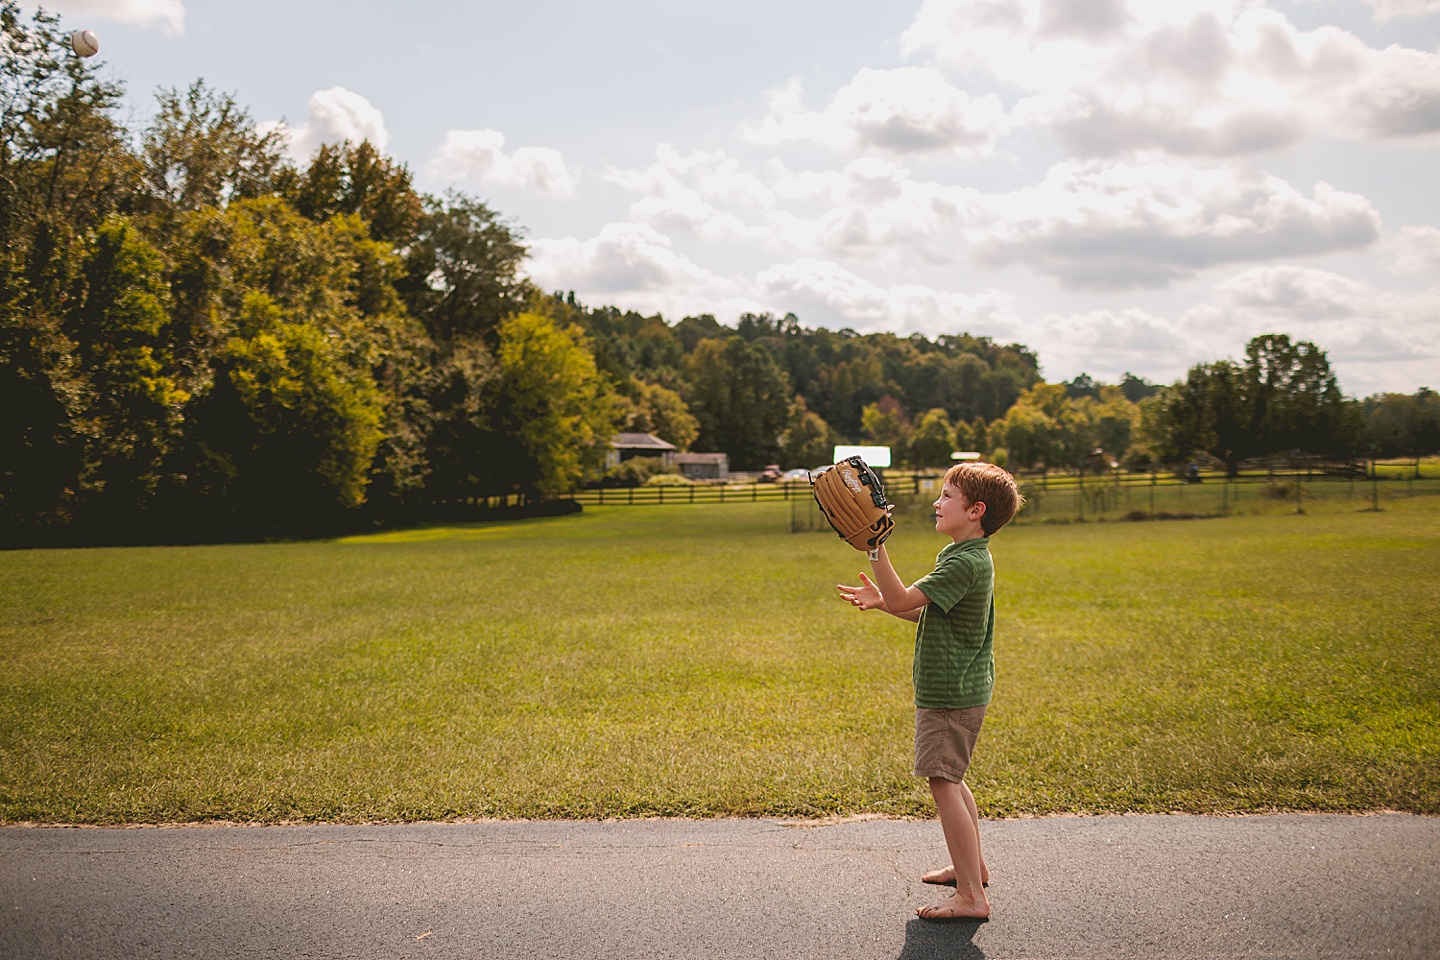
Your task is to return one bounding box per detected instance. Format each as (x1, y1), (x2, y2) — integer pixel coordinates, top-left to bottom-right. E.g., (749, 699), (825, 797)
(937, 536), (989, 561)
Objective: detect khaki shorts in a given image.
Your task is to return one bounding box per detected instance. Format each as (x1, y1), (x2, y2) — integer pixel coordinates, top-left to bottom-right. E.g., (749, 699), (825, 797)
(913, 705), (987, 783)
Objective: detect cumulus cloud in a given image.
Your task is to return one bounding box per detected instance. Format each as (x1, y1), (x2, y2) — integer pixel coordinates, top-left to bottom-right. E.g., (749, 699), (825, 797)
(25, 0), (183, 35)
(973, 159), (1380, 288)
(606, 146), (770, 240)
(268, 87), (388, 160)
(605, 149), (1380, 288)
(747, 68), (1009, 157)
(1387, 226), (1440, 274)
(1353, 0), (1440, 23)
(1182, 265), (1440, 394)
(522, 222), (760, 319)
(430, 129), (578, 199)
(756, 258), (1017, 334)
(902, 0), (1440, 155)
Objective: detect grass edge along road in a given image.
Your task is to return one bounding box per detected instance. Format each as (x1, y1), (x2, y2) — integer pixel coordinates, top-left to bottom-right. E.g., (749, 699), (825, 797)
(1, 496), (1437, 824)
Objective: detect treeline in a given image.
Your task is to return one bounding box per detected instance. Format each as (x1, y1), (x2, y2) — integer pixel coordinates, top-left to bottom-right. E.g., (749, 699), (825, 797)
(555, 303), (1043, 471)
(0, 5), (1045, 542)
(986, 336), (1438, 476)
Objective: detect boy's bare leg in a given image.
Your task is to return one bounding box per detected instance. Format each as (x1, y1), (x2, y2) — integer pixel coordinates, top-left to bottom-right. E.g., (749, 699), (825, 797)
(917, 777), (990, 920)
(922, 780), (988, 886)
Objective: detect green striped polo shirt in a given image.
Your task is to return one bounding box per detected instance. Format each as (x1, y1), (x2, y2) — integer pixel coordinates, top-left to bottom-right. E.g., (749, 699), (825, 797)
(912, 537), (995, 709)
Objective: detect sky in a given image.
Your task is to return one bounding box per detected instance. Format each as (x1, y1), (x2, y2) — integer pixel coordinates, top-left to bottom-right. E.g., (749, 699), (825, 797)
(33, 0), (1440, 396)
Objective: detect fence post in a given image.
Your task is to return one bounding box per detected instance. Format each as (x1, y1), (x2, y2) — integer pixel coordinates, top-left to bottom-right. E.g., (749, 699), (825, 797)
(1295, 472), (1303, 514)
(1150, 470), (1156, 518)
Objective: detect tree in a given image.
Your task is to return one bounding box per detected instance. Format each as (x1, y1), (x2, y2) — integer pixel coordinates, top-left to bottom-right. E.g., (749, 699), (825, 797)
(278, 139), (423, 245)
(684, 336), (792, 469)
(911, 408), (956, 469)
(1364, 389), (1440, 460)
(493, 312), (619, 497)
(618, 377), (698, 451)
(778, 396), (834, 468)
(1144, 335), (1358, 474)
(186, 292), (385, 530)
(65, 218), (187, 515)
(140, 81), (286, 218)
(398, 191), (528, 342)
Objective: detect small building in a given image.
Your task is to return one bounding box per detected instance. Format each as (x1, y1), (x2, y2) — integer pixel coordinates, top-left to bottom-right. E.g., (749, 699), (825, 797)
(606, 433), (678, 469)
(674, 452), (730, 481)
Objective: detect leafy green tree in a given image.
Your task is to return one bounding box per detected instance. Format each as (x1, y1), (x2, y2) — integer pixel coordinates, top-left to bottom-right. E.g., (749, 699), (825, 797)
(493, 312), (619, 496)
(1363, 389), (1440, 459)
(140, 81), (286, 218)
(398, 191), (528, 342)
(65, 218), (187, 514)
(618, 377), (698, 450)
(993, 402), (1054, 470)
(684, 336), (792, 469)
(778, 396), (834, 468)
(1145, 335), (1358, 474)
(911, 408), (956, 469)
(186, 292), (385, 529)
(278, 139), (423, 245)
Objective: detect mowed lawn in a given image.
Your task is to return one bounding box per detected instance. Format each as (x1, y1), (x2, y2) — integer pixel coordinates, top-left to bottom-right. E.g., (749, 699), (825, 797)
(2, 496), (1437, 824)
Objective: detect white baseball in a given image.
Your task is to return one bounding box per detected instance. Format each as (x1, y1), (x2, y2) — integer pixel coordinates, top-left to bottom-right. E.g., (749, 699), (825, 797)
(70, 30), (99, 57)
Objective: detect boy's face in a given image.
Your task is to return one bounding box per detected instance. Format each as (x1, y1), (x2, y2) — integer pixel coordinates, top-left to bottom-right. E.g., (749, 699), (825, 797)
(933, 481), (983, 539)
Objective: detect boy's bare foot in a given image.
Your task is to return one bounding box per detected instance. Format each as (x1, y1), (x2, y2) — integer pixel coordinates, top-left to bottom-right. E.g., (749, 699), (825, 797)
(916, 891), (990, 921)
(921, 863), (989, 887)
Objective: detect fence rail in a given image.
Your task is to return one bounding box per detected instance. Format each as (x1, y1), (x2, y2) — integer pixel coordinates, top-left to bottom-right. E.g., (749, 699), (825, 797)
(560, 467), (1440, 524)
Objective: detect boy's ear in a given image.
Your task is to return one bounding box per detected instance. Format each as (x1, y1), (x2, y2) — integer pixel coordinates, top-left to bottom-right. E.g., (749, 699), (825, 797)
(970, 499), (987, 519)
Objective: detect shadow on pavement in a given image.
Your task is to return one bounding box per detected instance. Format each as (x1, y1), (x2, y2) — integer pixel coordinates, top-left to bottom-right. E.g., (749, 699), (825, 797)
(895, 917), (986, 959)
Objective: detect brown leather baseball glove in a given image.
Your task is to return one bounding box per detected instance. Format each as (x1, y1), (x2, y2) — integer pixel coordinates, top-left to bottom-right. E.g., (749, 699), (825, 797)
(812, 456), (893, 556)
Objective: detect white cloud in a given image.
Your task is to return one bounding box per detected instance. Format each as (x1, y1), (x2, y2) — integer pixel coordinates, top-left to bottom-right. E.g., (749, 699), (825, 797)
(25, 0), (184, 35)
(429, 129), (578, 199)
(606, 146), (770, 240)
(756, 257), (1015, 334)
(605, 149), (1380, 289)
(973, 159), (1380, 288)
(1387, 226), (1440, 274)
(1354, 0), (1440, 23)
(1183, 265), (1440, 394)
(902, 0), (1440, 155)
(747, 68), (1010, 157)
(268, 87), (389, 161)
(522, 222), (759, 319)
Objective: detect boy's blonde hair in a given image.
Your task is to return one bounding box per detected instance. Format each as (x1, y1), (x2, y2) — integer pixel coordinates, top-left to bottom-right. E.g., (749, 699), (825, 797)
(943, 462), (1023, 535)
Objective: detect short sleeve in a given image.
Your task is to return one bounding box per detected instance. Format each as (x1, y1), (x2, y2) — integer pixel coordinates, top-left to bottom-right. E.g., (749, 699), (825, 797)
(914, 554), (976, 613)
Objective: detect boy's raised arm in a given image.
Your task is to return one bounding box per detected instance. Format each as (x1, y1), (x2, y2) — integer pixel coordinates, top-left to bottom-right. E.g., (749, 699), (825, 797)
(869, 543), (931, 613)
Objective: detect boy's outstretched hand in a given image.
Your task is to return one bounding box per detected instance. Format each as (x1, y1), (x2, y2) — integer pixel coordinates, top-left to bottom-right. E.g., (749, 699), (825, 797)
(837, 572), (886, 611)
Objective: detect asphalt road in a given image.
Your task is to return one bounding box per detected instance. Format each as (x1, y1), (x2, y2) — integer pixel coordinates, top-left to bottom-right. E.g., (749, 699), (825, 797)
(2, 814), (1436, 959)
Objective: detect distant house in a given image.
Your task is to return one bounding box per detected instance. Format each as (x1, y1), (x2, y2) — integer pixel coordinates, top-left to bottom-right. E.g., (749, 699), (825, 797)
(606, 433), (678, 469)
(674, 452), (730, 481)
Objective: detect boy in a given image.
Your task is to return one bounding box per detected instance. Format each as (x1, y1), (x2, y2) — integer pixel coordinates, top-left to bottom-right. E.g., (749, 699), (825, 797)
(837, 461), (1022, 921)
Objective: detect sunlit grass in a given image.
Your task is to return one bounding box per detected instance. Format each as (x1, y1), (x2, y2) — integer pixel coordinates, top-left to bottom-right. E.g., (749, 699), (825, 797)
(1, 495), (1436, 823)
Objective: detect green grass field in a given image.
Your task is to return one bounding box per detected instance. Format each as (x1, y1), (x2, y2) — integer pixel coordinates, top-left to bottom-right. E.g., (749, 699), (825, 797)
(2, 495), (1437, 824)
